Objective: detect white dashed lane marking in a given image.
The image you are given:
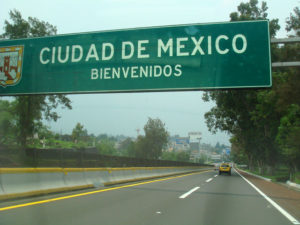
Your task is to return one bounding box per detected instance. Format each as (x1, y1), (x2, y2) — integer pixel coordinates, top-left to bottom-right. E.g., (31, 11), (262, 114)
(206, 178), (213, 183)
(179, 187), (200, 199)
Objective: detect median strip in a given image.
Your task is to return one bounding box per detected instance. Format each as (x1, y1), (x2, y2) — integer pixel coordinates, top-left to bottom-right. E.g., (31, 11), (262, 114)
(0, 170), (209, 212)
(0, 166), (213, 201)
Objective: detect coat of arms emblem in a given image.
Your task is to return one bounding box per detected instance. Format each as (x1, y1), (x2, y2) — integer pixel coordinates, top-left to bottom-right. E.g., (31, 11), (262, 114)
(0, 46), (24, 87)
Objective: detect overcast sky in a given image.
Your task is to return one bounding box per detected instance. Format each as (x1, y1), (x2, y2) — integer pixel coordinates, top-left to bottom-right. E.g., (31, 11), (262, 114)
(0, 0), (298, 145)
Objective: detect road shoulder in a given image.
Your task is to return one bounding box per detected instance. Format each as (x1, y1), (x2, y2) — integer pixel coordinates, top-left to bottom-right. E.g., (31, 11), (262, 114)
(236, 168), (300, 222)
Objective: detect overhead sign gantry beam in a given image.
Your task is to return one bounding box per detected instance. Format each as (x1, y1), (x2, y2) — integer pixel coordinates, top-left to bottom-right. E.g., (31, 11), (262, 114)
(0, 20), (271, 95)
(271, 37), (300, 67)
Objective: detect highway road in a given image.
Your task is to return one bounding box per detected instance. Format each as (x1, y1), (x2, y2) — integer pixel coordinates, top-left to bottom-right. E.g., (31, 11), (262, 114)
(0, 169), (298, 225)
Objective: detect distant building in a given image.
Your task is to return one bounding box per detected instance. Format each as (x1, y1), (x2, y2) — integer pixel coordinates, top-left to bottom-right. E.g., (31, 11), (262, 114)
(188, 132), (202, 142)
(190, 149), (208, 162)
(190, 150), (200, 162)
(188, 132), (201, 151)
(170, 132), (202, 152)
(189, 142), (199, 151)
(211, 154), (222, 161)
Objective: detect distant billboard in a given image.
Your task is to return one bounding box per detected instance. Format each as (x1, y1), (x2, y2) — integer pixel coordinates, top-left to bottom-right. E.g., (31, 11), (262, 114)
(175, 138), (189, 145)
(188, 132), (202, 143)
(211, 154), (221, 160)
(226, 148), (231, 155)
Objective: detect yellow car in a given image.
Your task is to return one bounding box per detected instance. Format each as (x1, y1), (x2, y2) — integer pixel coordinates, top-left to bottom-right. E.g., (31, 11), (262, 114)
(219, 163), (231, 175)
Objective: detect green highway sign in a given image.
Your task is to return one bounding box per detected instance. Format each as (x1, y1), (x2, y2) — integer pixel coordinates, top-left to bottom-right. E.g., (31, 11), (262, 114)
(0, 20), (271, 95)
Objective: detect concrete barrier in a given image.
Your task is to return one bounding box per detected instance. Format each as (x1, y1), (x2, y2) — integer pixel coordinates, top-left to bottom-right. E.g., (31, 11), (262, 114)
(63, 168), (88, 188)
(236, 168), (272, 182)
(0, 166), (212, 200)
(0, 168), (68, 200)
(286, 180), (300, 190)
(84, 169), (108, 187)
(0, 173), (5, 196)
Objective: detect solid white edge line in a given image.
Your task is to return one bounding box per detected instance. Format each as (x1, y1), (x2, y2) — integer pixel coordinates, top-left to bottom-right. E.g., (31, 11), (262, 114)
(206, 178), (213, 183)
(234, 168), (300, 225)
(179, 187), (200, 199)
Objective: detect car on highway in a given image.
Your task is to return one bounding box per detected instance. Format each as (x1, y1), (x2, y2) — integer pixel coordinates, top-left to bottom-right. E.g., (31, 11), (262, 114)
(219, 163), (231, 175)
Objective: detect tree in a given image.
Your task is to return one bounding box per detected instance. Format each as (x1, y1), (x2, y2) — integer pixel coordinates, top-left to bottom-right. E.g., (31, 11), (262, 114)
(161, 150), (191, 162)
(276, 104), (300, 180)
(134, 118), (169, 159)
(203, 0), (280, 173)
(176, 151), (190, 162)
(204, 2), (300, 178)
(119, 138), (135, 157)
(214, 142), (227, 154)
(96, 139), (117, 155)
(34, 123), (54, 140)
(71, 123), (87, 143)
(0, 100), (17, 145)
(286, 7), (300, 36)
(203, 89), (262, 170)
(161, 151), (177, 161)
(1, 9), (72, 147)
(274, 7), (300, 180)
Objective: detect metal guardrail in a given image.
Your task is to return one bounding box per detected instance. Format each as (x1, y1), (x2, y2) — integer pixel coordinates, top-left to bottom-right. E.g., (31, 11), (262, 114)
(271, 37), (300, 67)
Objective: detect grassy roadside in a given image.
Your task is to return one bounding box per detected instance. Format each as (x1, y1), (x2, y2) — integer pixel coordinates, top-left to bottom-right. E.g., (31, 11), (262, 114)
(237, 166), (300, 185)
(296, 172), (300, 184)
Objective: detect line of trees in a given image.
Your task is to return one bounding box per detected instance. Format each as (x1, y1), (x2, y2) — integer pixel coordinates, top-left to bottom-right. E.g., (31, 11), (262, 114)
(68, 118), (170, 159)
(0, 100), (175, 159)
(204, 0), (300, 180)
(0, 10), (72, 148)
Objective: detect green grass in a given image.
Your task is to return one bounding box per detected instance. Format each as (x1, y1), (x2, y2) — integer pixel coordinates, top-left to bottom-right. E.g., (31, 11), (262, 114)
(295, 172), (300, 185)
(240, 167), (290, 182)
(26, 139), (86, 149)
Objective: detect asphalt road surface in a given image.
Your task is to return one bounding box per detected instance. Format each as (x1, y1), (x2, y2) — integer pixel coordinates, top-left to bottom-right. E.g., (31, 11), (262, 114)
(0, 169), (298, 225)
